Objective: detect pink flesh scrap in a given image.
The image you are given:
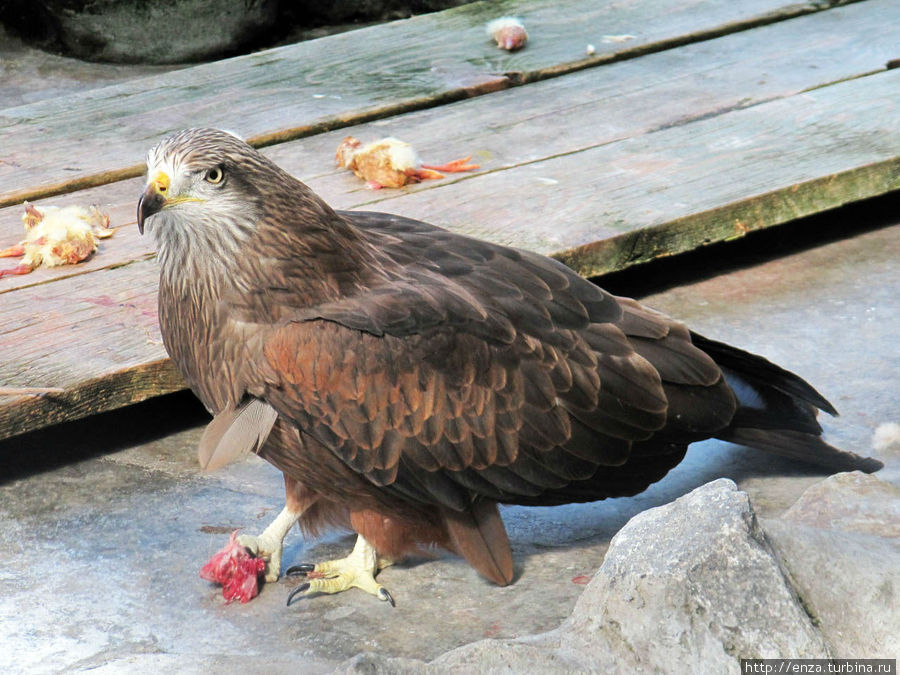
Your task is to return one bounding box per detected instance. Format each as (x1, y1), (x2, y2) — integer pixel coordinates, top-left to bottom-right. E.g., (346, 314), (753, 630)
(200, 530), (266, 604)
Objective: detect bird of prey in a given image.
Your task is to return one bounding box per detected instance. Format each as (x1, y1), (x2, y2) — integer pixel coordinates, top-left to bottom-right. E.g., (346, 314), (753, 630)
(137, 128), (881, 605)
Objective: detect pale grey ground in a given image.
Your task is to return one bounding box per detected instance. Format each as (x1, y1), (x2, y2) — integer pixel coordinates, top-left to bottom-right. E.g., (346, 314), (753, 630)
(335, 474), (899, 672)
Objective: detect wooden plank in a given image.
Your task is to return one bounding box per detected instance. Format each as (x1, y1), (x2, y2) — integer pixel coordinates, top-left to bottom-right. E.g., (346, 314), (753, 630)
(364, 70), (900, 276)
(0, 0), (858, 208)
(2, 0), (896, 291)
(0, 259), (183, 439)
(2, 67), (898, 439)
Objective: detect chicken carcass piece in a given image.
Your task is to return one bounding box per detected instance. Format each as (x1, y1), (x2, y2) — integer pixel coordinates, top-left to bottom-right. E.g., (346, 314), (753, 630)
(487, 17), (528, 51)
(0, 203), (113, 278)
(335, 136), (479, 189)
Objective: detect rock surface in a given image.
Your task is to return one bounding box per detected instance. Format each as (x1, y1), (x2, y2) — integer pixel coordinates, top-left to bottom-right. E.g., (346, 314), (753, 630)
(336, 479), (836, 673)
(0, 25), (175, 107)
(335, 474), (900, 672)
(779, 470), (900, 537)
(763, 472), (900, 658)
(286, 0), (473, 25)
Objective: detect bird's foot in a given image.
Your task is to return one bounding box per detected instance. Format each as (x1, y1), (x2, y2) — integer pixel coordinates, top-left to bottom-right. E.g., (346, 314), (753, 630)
(406, 157), (479, 183)
(237, 531), (284, 583)
(421, 156), (480, 173)
(235, 504), (303, 582)
(0, 262), (33, 278)
(405, 167), (445, 182)
(0, 243), (25, 258)
(0, 243), (32, 278)
(285, 534), (395, 606)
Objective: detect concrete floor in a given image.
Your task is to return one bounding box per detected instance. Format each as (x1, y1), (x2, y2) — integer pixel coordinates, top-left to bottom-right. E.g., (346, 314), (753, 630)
(1, 208), (897, 673)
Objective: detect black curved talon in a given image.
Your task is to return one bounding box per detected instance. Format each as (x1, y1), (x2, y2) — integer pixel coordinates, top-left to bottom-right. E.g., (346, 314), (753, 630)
(378, 588), (396, 607)
(286, 582), (310, 606)
(284, 563), (316, 577)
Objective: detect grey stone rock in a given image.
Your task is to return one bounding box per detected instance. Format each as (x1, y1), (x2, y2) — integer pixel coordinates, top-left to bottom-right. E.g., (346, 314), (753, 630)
(780, 470), (900, 537)
(762, 472), (900, 658)
(3, 0), (474, 65)
(21, 0), (281, 64)
(335, 479), (830, 673)
(548, 478), (830, 669)
(336, 652), (433, 674)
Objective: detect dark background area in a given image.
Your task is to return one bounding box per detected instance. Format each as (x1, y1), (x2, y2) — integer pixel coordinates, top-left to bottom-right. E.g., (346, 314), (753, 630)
(0, 0), (474, 64)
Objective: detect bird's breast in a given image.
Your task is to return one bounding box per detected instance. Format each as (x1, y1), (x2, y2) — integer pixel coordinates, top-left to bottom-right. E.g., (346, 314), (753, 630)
(158, 275), (242, 414)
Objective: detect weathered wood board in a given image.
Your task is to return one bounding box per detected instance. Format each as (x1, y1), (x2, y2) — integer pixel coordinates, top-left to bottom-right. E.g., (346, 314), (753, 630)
(365, 69), (900, 276)
(0, 0), (863, 208)
(2, 66), (898, 439)
(1, 0), (898, 440)
(1, 0), (896, 290)
(0, 259), (181, 437)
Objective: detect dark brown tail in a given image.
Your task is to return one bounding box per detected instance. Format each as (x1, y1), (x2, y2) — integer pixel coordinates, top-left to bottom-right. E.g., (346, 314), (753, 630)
(442, 499), (514, 585)
(724, 427), (882, 473)
(692, 333), (883, 473)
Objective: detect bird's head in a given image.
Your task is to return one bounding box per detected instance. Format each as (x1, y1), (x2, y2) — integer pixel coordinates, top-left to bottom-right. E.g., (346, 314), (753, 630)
(139, 128), (376, 294)
(138, 128), (273, 258)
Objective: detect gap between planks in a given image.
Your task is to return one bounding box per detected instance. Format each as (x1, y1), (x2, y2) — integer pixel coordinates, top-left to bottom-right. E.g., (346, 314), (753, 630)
(0, 0), (871, 209)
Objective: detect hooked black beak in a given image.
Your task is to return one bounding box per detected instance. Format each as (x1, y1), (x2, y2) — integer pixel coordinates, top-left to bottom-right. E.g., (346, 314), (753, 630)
(137, 171), (172, 235)
(137, 185), (166, 235)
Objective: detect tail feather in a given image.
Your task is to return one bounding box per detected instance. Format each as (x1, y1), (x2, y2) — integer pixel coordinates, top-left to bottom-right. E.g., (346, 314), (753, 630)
(724, 427), (883, 473)
(442, 499), (514, 585)
(721, 366), (824, 436)
(692, 332), (882, 473)
(691, 333), (837, 415)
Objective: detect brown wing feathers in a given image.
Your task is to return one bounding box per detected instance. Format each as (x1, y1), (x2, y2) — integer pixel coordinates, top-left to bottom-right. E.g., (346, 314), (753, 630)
(252, 217), (728, 512)
(233, 213), (885, 577)
(241, 212), (881, 576)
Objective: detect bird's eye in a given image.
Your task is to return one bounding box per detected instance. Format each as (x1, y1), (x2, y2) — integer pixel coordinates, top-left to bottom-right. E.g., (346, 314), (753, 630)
(204, 166), (224, 184)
